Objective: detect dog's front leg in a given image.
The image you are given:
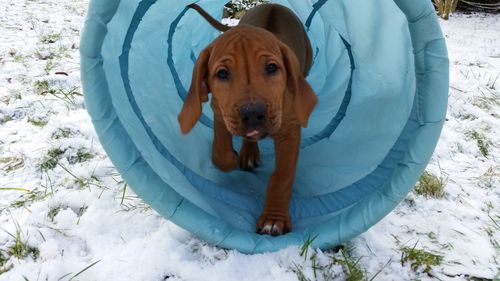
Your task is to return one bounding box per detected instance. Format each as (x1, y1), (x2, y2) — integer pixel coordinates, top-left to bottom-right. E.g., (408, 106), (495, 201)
(211, 99), (238, 172)
(257, 125), (300, 235)
(239, 139), (260, 171)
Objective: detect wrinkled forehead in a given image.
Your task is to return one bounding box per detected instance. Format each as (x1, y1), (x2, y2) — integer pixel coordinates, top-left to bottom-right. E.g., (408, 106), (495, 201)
(209, 26), (282, 64)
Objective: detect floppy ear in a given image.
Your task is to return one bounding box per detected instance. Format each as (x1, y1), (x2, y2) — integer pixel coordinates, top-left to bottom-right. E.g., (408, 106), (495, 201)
(280, 43), (317, 128)
(178, 47), (212, 134)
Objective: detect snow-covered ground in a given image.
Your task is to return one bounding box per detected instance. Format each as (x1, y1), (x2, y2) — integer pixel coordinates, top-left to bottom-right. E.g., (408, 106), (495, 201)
(0, 0), (498, 280)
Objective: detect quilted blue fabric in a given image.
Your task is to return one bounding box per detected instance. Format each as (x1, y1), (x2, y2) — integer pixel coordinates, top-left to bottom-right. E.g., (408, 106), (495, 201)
(80, 0), (448, 253)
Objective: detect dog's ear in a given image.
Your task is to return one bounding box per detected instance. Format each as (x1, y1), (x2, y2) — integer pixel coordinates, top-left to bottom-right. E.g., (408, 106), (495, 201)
(280, 43), (317, 128)
(178, 47), (212, 134)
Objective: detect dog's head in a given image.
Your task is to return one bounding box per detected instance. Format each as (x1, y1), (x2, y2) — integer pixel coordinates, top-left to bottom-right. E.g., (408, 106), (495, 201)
(178, 25), (316, 140)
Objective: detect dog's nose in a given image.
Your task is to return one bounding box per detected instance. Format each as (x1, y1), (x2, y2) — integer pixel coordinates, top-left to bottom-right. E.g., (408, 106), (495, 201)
(240, 103), (267, 127)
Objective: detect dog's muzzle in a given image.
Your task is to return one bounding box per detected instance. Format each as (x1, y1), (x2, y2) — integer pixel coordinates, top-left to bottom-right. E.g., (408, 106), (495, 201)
(239, 102), (268, 140)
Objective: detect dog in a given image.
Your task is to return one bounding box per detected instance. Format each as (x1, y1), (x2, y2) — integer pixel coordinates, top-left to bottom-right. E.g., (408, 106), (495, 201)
(178, 3), (317, 236)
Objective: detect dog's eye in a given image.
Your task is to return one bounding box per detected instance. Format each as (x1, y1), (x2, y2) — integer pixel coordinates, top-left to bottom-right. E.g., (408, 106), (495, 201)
(216, 69), (230, 80)
(265, 63), (278, 75)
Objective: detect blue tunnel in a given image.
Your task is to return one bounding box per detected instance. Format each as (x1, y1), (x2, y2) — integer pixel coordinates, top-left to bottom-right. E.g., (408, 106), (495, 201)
(80, 0), (449, 253)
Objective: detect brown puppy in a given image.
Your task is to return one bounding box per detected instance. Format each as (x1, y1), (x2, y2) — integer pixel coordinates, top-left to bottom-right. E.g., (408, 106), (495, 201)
(178, 3), (317, 236)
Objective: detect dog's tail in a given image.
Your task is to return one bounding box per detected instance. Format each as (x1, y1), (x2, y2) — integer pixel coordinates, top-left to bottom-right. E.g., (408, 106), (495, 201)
(187, 3), (231, 32)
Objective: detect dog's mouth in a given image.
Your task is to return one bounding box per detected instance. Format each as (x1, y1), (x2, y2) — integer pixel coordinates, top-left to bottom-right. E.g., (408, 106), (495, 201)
(244, 127), (268, 141)
(224, 118), (277, 140)
(224, 110), (281, 139)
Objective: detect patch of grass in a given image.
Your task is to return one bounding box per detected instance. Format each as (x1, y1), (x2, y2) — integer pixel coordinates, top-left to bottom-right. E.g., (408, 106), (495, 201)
(8, 48), (26, 64)
(31, 19), (62, 44)
(28, 117), (48, 127)
(1, 189), (50, 213)
(0, 115), (13, 125)
(47, 205), (62, 222)
(300, 234), (318, 260)
(13, 54), (25, 63)
(40, 32), (61, 44)
(76, 206), (88, 225)
(0, 89), (22, 105)
(0, 249), (10, 274)
(39, 148), (66, 171)
(67, 148), (94, 164)
(50, 86), (82, 107)
(400, 244), (443, 274)
(47, 205), (87, 224)
(458, 113), (478, 121)
(296, 244), (365, 281)
(293, 235), (327, 281)
(473, 92), (500, 111)
(2, 223), (39, 261)
(478, 165), (499, 189)
(291, 263), (312, 281)
(0, 256), (13, 275)
(466, 130), (491, 157)
(34, 79), (55, 96)
(414, 171), (446, 198)
(118, 198), (152, 213)
(57, 163), (104, 190)
(58, 45), (72, 59)
(34, 43), (71, 61)
(487, 72), (499, 90)
(293, 242), (391, 281)
(34, 48), (57, 61)
(292, 252), (332, 281)
(484, 202), (500, 252)
(44, 59), (54, 75)
(0, 250), (6, 265)
(10, 90), (22, 101)
(0, 156), (24, 173)
(51, 127), (73, 139)
(333, 248), (366, 281)
(34, 80), (82, 107)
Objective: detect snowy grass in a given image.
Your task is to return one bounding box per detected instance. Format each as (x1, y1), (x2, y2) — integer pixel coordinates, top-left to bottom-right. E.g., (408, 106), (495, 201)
(400, 243), (444, 274)
(0, 1), (499, 280)
(414, 170), (447, 199)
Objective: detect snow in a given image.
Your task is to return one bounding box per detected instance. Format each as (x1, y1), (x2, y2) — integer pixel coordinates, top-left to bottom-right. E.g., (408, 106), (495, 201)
(0, 1), (499, 280)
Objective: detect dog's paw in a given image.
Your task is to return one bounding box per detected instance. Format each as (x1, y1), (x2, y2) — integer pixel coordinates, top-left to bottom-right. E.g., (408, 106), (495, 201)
(212, 149), (239, 172)
(256, 211), (291, 236)
(239, 140), (260, 171)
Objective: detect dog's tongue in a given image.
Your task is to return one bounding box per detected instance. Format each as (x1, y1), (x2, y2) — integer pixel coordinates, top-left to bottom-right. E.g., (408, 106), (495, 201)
(246, 130), (260, 137)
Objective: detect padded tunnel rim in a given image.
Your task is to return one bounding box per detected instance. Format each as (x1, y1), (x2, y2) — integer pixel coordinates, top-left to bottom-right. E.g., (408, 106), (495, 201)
(80, 0), (448, 253)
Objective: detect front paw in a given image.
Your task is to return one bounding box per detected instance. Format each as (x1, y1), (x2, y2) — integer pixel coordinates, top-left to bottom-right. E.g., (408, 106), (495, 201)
(239, 140), (260, 171)
(256, 210), (291, 236)
(212, 149), (239, 172)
